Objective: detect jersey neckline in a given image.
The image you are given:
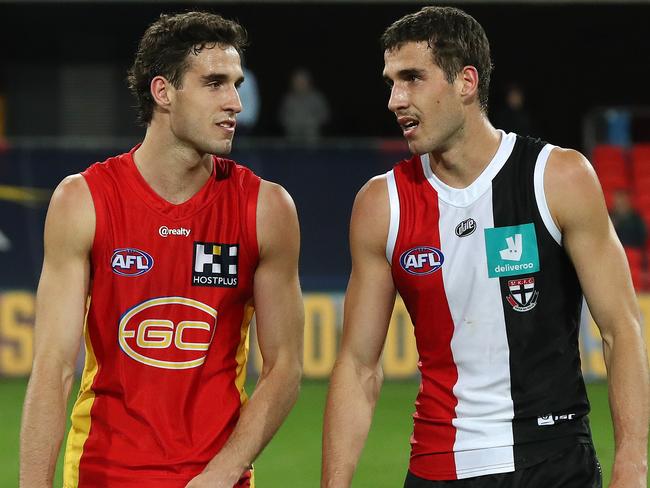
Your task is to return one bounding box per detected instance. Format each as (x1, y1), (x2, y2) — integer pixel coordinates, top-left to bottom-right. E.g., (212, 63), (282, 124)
(420, 130), (517, 207)
(121, 145), (223, 221)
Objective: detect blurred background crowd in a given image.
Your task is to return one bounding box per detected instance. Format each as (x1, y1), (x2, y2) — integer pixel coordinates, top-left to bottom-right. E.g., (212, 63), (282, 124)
(1, 0), (649, 375)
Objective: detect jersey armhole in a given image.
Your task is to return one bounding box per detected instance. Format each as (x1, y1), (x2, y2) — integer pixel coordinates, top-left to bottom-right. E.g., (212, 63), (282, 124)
(533, 144), (562, 246)
(244, 174), (261, 266)
(80, 171), (102, 259)
(386, 170), (400, 264)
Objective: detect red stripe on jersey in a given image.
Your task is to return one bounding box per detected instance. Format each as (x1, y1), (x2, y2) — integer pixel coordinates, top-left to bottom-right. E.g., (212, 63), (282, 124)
(391, 156), (459, 480)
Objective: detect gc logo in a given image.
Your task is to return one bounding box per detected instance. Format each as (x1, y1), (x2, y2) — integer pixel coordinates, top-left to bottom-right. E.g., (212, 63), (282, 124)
(118, 297), (217, 370)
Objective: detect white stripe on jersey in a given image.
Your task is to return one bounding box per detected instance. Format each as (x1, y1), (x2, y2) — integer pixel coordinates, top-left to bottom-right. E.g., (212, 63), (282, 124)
(533, 144), (562, 245)
(438, 189), (516, 478)
(421, 131), (517, 207)
(386, 170), (400, 263)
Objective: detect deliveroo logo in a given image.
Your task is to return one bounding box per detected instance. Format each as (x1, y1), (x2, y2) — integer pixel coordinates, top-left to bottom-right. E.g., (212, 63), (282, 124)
(485, 223), (540, 278)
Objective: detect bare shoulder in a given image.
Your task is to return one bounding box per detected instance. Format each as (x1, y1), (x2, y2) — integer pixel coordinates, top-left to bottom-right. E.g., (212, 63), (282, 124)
(257, 179), (297, 219)
(350, 174), (390, 254)
(353, 174), (389, 225)
(256, 179), (299, 256)
(544, 147), (605, 231)
(45, 174), (95, 255)
(545, 147), (596, 186)
(49, 173), (92, 206)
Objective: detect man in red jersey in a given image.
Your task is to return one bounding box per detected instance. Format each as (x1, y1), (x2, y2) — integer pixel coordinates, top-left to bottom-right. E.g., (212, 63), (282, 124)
(322, 6), (648, 488)
(20, 12), (303, 488)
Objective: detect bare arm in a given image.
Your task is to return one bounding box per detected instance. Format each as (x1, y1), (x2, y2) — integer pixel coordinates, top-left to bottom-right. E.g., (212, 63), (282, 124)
(546, 149), (649, 487)
(322, 176), (397, 488)
(188, 181), (304, 487)
(20, 175), (94, 487)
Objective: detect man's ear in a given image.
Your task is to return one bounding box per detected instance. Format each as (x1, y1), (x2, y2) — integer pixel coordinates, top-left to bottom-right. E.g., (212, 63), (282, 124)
(457, 65), (479, 105)
(150, 75), (174, 109)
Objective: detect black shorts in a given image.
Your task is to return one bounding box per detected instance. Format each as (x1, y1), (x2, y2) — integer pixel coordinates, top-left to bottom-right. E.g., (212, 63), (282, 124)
(404, 443), (602, 488)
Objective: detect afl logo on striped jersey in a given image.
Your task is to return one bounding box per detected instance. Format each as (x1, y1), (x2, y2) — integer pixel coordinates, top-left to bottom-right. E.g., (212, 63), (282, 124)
(400, 246), (444, 275)
(111, 248), (154, 277)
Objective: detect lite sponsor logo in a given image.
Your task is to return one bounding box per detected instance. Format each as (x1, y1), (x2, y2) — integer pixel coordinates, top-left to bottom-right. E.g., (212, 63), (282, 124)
(455, 218), (477, 237)
(118, 296), (217, 370)
(506, 277), (539, 312)
(484, 223), (540, 278)
(111, 248), (154, 277)
(192, 242), (239, 287)
(537, 412), (576, 426)
(159, 226), (191, 238)
(399, 246), (444, 276)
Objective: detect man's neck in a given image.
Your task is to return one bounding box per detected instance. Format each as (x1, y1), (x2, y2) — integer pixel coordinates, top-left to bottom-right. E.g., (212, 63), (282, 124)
(427, 114), (502, 189)
(133, 126), (214, 205)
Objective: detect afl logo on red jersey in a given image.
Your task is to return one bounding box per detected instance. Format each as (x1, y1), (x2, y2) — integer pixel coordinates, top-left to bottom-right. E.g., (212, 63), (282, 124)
(118, 297), (217, 370)
(111, 248), (154, 277)
(400, 246), (444, 275)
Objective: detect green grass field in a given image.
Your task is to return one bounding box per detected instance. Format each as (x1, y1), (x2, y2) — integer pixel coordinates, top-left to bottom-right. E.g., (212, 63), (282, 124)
(1, 379), (645, 486)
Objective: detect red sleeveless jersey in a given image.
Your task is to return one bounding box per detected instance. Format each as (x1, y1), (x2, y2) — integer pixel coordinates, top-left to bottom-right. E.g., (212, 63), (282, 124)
(63, 147), (260, 487)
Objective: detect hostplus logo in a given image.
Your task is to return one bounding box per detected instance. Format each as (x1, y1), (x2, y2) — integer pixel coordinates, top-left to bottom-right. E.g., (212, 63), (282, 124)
(484, 223), (540, 278)
(192, 242), (239, 287)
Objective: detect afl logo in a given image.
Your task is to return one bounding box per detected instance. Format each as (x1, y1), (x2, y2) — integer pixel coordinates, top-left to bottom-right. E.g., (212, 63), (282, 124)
(400, 246), (444, 275)
(111, 248), (154, 277)
(455, 218), (477, 237)
(118, 297), (217, 370)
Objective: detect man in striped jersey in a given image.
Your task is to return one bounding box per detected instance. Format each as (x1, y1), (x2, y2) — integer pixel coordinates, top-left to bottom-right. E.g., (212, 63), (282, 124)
(322, 6), (648, 488)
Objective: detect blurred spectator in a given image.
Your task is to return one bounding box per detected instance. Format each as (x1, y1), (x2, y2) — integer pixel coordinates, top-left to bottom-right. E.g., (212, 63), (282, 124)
(493, 82), (534, 137)
(605, 109), (631, 147)
(237, 66), (260, 135)
(0, 227), (10, 252)
(611, 189), (647, 249)
(279, 68), (330, 142)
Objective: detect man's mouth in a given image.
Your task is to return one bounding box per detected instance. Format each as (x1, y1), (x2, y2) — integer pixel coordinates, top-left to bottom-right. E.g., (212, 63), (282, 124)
(398, 116), (420, 136)
(216, 120), (236, 132)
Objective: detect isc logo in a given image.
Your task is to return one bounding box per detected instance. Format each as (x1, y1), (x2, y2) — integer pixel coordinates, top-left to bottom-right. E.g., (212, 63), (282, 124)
(399, 246), (444, 276)
(118, 297), (217, 369)
(111, 248), (154, 277)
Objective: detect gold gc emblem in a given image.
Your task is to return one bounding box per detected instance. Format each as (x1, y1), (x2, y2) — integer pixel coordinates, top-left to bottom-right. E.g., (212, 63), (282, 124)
(118, 296), (217, 369)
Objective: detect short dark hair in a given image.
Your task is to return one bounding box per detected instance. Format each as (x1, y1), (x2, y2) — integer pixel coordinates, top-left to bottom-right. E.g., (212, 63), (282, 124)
(381, 6), (493, 112)
(128, 11), (248, 125)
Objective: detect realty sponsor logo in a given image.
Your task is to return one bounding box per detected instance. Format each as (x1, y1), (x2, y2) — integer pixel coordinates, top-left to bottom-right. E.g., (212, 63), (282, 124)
(484, 223), (540, 278)
(111, 248), (154, 277)
(537, 412), (576, 426)
(399, 246), (444, 276)
(455, 218), (477, 238)
(506, 277), (539, 312)
(159, 226), (191, 238)
(192, 242), (239, 287)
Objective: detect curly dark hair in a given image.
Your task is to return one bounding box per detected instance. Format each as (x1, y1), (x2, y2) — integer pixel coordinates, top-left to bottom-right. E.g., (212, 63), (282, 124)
(381, 6), (493, 112)
(128, 11), (248, 125)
